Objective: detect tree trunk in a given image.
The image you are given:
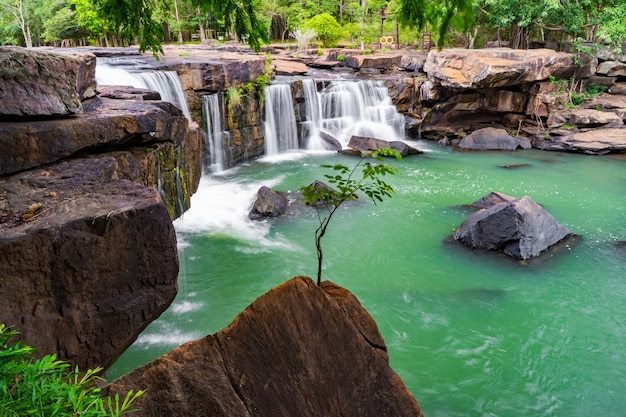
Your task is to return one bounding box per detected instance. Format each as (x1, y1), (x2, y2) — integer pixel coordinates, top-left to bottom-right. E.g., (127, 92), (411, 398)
(467, 27), (478, 49)
(174, 0), (183, 44)
(510, 25), (529, 49)
(360, 0), (366, 50)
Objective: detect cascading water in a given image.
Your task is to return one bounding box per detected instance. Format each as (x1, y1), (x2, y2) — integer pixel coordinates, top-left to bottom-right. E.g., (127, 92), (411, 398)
(95, 61), (192, 121)
(133, 71), (192, 121)
(264, 83), (299, 156)
(202, 94), (230, 172)
(317, 79), (405, 146)
(266, 78), (405, 153)
(300, 78), (324, 150)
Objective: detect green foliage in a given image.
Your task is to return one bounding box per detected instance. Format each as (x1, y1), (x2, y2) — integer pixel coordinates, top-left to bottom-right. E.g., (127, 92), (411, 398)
(304, 13), (342, 48)
(0, 324), (145, 417)
(300, 149), (401, 285)
(396, 0), (474, 48)
(336, 54), (344, 62)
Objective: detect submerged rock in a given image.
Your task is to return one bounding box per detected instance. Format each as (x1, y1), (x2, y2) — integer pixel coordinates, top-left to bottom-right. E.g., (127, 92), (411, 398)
(453, 195), (573, 259)
(106, 277), (424, 417)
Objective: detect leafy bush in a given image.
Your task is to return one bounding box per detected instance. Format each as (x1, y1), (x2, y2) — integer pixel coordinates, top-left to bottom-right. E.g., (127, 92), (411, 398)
(0, 324), (144, 417)
(304, 13), (343, 48)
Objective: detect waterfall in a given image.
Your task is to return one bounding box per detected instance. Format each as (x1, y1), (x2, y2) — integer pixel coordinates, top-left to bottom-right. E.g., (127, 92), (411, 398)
(133, 71), (192, 121)
(95, 62), (192, 121)
(264, 84), (299, 156)
(202, 94), (229, 173)
(265, 78), (405, 154)
(317, 80), (404, 147)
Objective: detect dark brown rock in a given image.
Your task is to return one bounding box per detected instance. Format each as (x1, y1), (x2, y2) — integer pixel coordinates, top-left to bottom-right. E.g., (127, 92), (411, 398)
(106, 277), (423, 417)
(0, 46), (96, 117)
(453, 195), (573, 260)
(0, 157), (178, 371)
(0, 93), (189, 176)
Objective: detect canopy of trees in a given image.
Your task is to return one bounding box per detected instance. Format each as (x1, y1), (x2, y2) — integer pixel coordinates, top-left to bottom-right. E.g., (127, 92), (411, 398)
(1, 0), (625, 53)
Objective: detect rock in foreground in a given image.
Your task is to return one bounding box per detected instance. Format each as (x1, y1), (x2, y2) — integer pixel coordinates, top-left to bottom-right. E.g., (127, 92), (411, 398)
(107, 277), (423, 417)
(0, 157), (178, 371)
(453, 195), (573, 259)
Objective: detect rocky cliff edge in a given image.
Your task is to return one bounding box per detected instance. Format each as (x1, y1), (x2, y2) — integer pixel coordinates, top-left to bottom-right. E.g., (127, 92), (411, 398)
(106, 276), (424, 417)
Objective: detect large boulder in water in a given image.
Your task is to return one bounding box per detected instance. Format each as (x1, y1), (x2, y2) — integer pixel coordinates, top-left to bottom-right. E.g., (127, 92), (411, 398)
(458, 127), (531, 151)
(106, 277), (424, 417)
(0, 46), (96, 118)
(0, 157), (178, 371)
(248, 186), (288, 219)
(453, 195), (573, 259)
(347, 135), (423, 156)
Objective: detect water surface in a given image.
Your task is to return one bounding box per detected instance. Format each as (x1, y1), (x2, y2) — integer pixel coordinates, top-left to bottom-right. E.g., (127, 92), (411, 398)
(110, 143), (625, 416)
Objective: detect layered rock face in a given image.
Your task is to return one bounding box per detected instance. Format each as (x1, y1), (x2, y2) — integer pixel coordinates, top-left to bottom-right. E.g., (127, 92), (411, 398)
(0, 46), (96, 117)
(107, 277), (424, 417)
(0, 158), (178, 371)
(0, 47), (199, 371)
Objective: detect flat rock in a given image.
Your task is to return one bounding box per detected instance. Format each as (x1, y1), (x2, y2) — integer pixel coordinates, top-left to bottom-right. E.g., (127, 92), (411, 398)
(547, 108), (624, 129)
(536, 127), (626, 154)
(0, 93), (189, 176)
(453, 195), (573, 259)
(273, 58), (309, 75)
(106, 277), (423, 417)
(0, 157), (178, 371)
(424, 48), (577, 88)
(0, 46), (96, 117)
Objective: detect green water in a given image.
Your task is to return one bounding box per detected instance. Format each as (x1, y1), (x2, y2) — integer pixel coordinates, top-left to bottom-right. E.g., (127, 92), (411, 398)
(109, 142), (626, 416)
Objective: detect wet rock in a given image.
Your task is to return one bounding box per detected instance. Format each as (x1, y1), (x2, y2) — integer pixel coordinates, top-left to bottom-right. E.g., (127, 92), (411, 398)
(347, 135), (423, 156)
(458, 127), (531, 150)
(0, 46), (96, 117)
(453, 195), (573, 259)
(0, 157), (178, 371)
(248, 186), (288, 219)
(319, 131), (343, 151)
(106, 277), (424, 417)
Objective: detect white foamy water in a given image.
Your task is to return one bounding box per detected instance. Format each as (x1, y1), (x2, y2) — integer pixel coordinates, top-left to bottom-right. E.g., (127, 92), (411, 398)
(134, 322), (202, 348)
(174, 174), (292, 249)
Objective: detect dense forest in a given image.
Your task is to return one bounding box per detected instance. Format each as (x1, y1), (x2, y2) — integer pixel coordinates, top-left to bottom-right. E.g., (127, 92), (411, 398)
(1, 0), (625, 54)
